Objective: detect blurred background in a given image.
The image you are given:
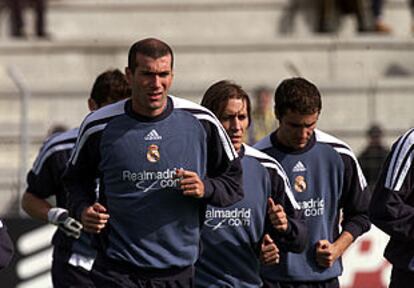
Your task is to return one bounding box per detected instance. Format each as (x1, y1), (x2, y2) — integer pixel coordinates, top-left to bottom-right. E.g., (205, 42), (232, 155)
(0, 0), (413, 287)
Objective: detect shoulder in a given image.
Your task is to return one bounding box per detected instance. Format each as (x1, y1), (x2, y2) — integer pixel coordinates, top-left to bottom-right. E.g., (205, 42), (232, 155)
(315, 129), (352, 151)
(77, 99), (127, 144)
(171, 95), (238, 161)
(315, 129), (358, 158)
(384, 128), (414, 190)
(170, 95), (220, 124)
(315, 129), (367, 188)
(70, 99), (128, 164)
(390, 128), (414, 159)
(32, 127), (79, 175)
(244, 144), (300, 209)
(43, 127), (79, 150)
(244, 144), (284, 173)
(79, 99), (127, 133)
(253, 134), (273, 151)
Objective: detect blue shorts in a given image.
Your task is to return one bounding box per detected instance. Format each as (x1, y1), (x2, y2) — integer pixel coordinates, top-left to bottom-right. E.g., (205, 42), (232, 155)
(263, 277), (339, 288)
(90, 253), (194, 288)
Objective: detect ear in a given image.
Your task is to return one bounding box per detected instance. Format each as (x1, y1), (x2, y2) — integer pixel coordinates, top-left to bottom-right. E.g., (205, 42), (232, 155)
(274, 106), (280, 120)
(88, 98), (98, 111)
(125, 67), (133, 84)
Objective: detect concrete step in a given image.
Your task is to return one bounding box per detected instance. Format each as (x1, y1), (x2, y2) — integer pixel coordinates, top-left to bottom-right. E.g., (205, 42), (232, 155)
(0, 37), (413, 144)
(1, 77), (412, 147)
(45, 0), (412, 39)
(1, 0), (411, 41)
(1, 37), (414, 91)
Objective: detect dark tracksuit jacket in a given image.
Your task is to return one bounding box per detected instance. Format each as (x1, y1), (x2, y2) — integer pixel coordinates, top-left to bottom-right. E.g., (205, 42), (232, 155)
(0, 219), (13, 270)
(370, 128), (414, 272)
(63, 96), (243, 271)
(255, 129), (371, 283)
(26, 128), (96, 265)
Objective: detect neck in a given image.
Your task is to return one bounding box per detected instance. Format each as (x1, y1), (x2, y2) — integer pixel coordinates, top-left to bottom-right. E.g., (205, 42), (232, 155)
(132, 99), (167, 118)
(275, 130), (288, 147)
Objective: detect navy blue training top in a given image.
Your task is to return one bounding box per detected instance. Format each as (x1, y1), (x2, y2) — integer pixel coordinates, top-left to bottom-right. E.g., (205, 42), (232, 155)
(63, 96), (243, 269)
(26, 128), (96, 260)
(195, 144), (304, 287)
(255, 129), (370, 282)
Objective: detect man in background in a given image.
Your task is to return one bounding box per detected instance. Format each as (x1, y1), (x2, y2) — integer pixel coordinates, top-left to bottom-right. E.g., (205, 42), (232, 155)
(255, 77), (371, 288)
(358, 123), (389, 190)
(248, 86), (276, 145)
(22, 69), (130, 287)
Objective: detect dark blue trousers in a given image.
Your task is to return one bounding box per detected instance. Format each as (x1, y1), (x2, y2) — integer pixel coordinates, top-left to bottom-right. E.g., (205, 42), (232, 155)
(52, 255), (95, 288)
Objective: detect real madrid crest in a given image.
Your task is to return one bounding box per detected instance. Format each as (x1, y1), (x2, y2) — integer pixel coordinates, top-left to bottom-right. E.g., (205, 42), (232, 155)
(294, 175), (307, 193)
(147, 144), (160, 163)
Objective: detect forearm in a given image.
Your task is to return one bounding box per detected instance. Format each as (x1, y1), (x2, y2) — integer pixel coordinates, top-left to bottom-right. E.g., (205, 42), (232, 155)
(21, 192), (52, 222)
(340, 154), (371, 238)
(316, 231), (354, 268)
(63, 164), (97, 220)
(203, 158), (243, 207)
(333, 230), (354, 257)
(270, 185), (308, 253)
(266, 215), (307, 253)
(370, 187), (414, 241)
(66, 182), (94, 221)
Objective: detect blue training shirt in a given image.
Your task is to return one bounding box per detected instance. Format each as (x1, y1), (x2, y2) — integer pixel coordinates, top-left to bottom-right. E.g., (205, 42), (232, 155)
(195, 144), (303, 287)
(255, 129), (370, 282)
(63, 96), (243, 269)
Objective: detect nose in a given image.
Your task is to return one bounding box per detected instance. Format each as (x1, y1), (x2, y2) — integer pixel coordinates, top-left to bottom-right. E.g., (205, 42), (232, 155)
(230, 117), (241, 132)
(150, 75), (161, 88)
(297, 127), (308, 139)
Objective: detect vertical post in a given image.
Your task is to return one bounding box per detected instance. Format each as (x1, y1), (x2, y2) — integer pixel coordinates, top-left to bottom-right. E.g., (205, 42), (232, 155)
(7, 65), (30, 217)
(367, 79), (378, 123)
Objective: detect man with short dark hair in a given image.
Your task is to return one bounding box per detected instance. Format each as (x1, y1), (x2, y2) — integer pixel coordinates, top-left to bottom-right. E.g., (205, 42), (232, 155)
(255, 77), (371, 288)
(22, 69), (130, 287)
(64, 38), (243, 287)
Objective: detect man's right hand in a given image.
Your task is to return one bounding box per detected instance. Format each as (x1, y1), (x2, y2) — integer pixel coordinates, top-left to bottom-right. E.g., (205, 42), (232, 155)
(81, 203), (110, 233)
(47, 207), (83, 239)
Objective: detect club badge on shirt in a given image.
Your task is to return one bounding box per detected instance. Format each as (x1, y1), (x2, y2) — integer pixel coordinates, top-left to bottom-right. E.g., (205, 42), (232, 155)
(147, 144), (160, 163)
(294, 175), (307, 192)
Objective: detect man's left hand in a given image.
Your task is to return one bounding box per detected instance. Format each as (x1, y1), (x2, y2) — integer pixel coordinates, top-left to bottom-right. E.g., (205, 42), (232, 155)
(315, 239), (340, 268)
